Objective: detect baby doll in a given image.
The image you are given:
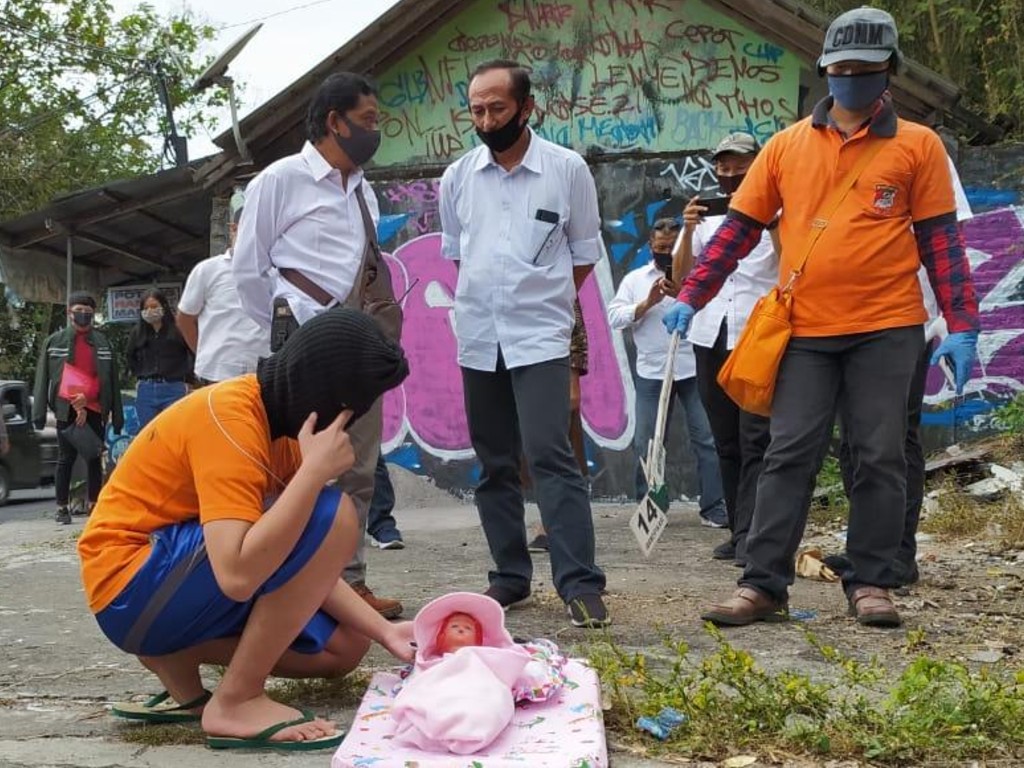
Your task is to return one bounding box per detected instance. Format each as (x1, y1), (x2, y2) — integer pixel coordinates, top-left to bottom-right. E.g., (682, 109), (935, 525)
(390, 592), (565, 755)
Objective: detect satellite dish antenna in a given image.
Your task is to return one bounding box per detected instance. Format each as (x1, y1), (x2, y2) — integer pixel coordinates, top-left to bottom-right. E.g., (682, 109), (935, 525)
(192, 23), (263, 164)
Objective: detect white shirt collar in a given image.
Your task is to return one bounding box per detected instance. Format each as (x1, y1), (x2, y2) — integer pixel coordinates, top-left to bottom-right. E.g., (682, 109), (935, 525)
(473, 127), (542, 174)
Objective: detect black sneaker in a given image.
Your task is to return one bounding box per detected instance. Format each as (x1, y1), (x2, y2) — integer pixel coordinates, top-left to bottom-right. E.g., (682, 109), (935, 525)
(55, 507), (72, 525)
(712, 541), (736, 560)
(484, 585), (533, 611)
(567, 593), (610, 628)
(527, 533), (549, 553)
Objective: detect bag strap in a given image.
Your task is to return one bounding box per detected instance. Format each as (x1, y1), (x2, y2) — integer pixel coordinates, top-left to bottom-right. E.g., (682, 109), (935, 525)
(349, 183), (380, 308)
(783, 137), (887, 293)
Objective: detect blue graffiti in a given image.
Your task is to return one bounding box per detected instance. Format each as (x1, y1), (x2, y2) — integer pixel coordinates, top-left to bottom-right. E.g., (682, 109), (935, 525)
(964, 187), (1020, 211)
(377, 213), (411, 246)
(742, 42), (785, 63)
(385, 443), (423, 471)
(920, 396), (997, 427)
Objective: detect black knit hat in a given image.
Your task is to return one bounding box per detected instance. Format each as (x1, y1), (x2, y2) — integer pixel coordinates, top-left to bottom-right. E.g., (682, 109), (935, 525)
(257, 308), (409, 439)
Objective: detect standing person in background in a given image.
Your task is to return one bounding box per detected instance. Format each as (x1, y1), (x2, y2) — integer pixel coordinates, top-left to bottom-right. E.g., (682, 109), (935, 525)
(608, 219), (727, 528)
(128, 289), (193, 429)
(527, 299), (589, 553)
(440, 59), (609, 628)
(672, 133), (778, 567)
(33, 291), (124, 525)
(232, 72), (403, 619)
(177, 195), (270, 385)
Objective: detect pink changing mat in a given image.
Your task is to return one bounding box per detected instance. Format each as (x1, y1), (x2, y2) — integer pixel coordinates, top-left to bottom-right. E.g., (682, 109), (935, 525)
(331, 659), (608, 768)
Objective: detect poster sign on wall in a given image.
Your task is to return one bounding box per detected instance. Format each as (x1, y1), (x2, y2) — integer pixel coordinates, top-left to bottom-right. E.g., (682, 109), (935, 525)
(106, 283), (182, 323)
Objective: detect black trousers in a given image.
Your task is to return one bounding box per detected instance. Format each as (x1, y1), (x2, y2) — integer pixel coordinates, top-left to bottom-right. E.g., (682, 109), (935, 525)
(838, 337), (934, 583)
(693, 321), (771, 558)
(740, 326), (925, 601)
(462, 353), (605, 602)
(55, 411), (104, 506)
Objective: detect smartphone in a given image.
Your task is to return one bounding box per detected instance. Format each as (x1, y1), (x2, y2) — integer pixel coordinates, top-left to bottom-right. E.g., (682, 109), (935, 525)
(696, 196), (730, 217)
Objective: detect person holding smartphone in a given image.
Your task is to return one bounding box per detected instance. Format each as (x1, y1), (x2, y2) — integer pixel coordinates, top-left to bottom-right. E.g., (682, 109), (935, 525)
(670, 132), (779, 567)
(608, 219), (727, 527)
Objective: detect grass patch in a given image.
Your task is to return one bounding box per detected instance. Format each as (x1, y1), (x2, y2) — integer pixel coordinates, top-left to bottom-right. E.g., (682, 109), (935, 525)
(920, 475), (1024, 550)
(587, 626), (1024, 765)
(808, 453), (849, 526)
(268, 669), (371, 709)
(117, 722), (206, 746)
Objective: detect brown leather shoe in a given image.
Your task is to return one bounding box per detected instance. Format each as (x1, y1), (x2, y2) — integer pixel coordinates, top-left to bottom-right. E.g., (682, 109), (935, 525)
(848, 586), (901, 627)
(701, 587), (788, 626)
(352, 582), (403, 619)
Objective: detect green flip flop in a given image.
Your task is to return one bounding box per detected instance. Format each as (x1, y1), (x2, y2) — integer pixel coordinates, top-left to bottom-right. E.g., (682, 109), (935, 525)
(110, 689), (212, 723)
(206, 708), (346, 751)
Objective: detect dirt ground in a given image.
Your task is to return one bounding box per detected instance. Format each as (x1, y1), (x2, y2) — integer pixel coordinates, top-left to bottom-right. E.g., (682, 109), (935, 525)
(0, 475), (1021, 768)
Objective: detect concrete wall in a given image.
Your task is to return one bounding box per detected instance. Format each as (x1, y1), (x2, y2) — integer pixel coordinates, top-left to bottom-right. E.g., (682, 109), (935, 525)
(364, 0), (1024, 498)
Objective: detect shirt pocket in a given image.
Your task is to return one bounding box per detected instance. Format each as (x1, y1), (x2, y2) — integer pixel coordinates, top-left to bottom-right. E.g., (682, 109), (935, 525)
(523, 217), (566, 268)
(859, 171), (912, 219)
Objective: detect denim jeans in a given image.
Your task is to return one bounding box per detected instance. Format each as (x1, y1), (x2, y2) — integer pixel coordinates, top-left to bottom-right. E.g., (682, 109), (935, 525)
(135, 380), (188, 429)
(367, 451), (399, 538)
(633, 376), (726, 517)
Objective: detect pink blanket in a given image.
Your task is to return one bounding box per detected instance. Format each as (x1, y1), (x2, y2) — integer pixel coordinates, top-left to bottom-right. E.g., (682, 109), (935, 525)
(332, 660), (607, 768)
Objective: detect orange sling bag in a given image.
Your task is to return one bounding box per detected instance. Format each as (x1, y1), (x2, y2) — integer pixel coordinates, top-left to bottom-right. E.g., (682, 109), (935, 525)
(715, 140), (885, 417)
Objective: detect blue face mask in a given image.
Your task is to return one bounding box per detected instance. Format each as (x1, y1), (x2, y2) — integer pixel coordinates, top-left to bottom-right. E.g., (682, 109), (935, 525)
(827, 71), (888, 111)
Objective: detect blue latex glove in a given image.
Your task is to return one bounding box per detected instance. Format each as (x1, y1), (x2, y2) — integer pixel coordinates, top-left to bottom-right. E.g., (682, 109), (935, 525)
(930, 330), (979, 395)
(662, 301), (695, 336)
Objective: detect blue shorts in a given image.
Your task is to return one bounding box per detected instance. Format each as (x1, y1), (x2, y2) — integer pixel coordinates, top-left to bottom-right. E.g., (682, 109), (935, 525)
(96, 488), (342, 657)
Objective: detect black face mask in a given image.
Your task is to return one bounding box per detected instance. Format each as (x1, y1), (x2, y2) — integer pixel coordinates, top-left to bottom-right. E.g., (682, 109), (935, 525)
(333, 116), (382, 167)
(718, 173), (747, 195)
(72, 311), (93, 329)
(652, 251), (673, 273)
(476, 108), (527, 154)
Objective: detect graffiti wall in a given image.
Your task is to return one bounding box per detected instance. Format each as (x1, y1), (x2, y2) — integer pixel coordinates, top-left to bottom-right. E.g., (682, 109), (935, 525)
(371, 0), (801, 166)
(360, 0), (1023, 496)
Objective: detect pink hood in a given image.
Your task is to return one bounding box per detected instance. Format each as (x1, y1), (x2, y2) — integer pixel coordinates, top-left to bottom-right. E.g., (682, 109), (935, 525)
(412, 592), (519, 667)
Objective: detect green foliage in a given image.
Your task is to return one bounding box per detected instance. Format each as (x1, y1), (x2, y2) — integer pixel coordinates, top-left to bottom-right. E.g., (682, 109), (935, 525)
(805, 0), (1024, 138)
(587, 627), (1024, 764)
(0, 0), (226, 220)
(994, 392), (1024, 445)
(0, 293), (62, 382)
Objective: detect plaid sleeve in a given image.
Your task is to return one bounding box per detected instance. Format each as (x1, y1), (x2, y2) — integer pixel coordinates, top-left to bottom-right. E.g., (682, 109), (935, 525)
(916, 214), (979, 333)
(677, 212), (763, 310)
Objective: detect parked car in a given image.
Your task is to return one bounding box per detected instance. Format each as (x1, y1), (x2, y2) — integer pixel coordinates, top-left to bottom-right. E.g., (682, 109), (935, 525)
(0, 380), (58, 505)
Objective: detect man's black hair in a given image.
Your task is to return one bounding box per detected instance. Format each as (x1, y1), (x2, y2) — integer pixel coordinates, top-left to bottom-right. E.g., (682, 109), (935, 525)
(469, 60), (532, 103)
(67, 291), (96, 309)
(306, 72), (378, 142)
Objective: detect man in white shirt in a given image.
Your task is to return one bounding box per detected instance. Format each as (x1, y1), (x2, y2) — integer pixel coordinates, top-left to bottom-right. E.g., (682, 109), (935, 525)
(439, 60), (608, 628)
(232, 72), (402, 619)
(608, 218), (727, 528)
(671, 133), (778, 567)
(177, 197), (270, 384)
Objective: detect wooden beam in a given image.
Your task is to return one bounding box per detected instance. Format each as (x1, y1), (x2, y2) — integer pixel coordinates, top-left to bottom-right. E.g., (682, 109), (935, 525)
(70, 232), (166, 270)
(11, 182), (199, 250)
(98, 190), (204, 240)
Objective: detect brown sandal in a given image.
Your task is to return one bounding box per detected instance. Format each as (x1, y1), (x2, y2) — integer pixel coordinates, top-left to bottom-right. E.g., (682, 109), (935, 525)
(848, 586), (901, 627)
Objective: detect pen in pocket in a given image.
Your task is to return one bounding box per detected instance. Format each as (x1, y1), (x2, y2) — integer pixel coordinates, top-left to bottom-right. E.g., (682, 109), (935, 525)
(532, 209), (560, 264)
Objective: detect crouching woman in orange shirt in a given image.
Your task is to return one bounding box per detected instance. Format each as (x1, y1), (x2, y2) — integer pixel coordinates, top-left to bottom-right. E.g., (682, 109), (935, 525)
(77, 308), (412, 752)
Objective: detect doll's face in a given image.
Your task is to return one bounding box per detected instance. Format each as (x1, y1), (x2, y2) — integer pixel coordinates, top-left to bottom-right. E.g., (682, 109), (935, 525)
(437, 612), (481, 653)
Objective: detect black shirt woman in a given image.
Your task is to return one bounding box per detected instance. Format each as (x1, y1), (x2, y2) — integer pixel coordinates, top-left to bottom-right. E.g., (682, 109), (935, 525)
(128, 289), (193, 428)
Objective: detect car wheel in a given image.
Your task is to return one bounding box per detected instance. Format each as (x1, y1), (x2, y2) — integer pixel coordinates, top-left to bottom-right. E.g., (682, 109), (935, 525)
(0, 466), (10, 506)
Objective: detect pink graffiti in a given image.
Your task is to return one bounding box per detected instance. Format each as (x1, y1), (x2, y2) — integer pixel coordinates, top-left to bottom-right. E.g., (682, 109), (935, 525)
(924, 207), (1024, 399)
(382, 233), (630, 454)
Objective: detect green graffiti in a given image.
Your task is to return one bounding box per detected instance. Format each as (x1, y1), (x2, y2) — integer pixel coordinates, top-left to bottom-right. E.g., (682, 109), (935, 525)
(371, 0), (799, 167)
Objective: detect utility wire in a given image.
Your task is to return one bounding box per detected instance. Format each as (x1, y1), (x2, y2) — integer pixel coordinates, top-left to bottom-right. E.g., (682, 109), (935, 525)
(215, 0), (338, 31)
